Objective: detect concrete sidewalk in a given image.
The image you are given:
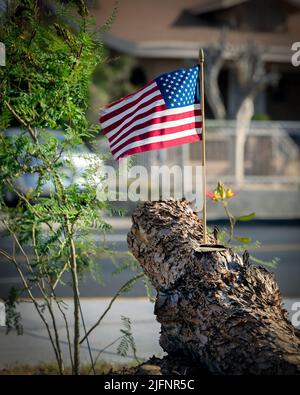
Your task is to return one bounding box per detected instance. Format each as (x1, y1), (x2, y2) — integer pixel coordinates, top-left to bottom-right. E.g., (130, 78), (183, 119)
(0, 297), (163, 368)
(0, 297), (299, 369)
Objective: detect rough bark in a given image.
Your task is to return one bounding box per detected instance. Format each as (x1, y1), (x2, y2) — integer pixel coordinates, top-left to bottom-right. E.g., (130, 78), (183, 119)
(127, 199), (300, 375)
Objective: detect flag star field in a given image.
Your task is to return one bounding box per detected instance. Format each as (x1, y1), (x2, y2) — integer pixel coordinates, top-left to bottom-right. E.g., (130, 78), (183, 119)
(156, 65), (200, 108)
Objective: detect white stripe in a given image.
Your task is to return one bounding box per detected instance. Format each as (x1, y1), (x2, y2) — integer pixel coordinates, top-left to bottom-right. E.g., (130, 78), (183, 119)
(110, 115), (202, 151)
(101, 89), (161, 128)
(108, 103), (201, 143)
(104, 82), (156, 113)
(114, 128), (201, 159)
(106, 99), (165, 140)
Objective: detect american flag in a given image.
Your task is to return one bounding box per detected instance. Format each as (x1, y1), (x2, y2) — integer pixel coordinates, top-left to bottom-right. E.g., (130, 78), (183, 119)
(100, 65), (202, 160)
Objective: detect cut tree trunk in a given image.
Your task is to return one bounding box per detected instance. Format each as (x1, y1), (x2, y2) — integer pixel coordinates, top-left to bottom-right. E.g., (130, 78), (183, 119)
(127, 199), (300, 375)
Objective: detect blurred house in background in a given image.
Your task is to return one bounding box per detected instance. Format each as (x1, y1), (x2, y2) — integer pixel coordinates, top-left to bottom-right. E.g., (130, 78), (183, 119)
(90, 0), (300, 217)
(2, 0), (300, 217)
(92, 0), (300, 120)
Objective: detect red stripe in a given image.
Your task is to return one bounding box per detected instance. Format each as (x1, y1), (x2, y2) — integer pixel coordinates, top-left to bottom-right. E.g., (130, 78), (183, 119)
(103, 101), (167, 135)
(101, 94), (163, 135)
(115, 134), (202, 160)
(100, 85), (159, 123)
(109, 109), (202, 148)
(111, 121), (202, 156)
(105, 81), (154, 109)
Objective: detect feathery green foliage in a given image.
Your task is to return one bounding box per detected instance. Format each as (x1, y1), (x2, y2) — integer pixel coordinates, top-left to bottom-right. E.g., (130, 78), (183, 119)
(0, 0), (142, 375)
(117, 316), (140, 364)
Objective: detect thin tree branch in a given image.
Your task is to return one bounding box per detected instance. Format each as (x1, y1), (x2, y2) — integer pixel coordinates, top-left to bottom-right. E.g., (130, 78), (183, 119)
(7, 242), (61, 369)
(88, 336), (123, 375)
(0, 248), (14, 262)
(4, 101), (37, 143)
(51, 293), (74, 371)
(3, 220), (65, 373)
(80, 272), (144, 344)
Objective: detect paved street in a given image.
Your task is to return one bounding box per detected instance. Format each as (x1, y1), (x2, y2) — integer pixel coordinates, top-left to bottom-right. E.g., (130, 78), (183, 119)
(0, 218), (299, 298)
(0, 298), (162, 368)
(0, 297), (298, 368)
(0, 217), (299, 367)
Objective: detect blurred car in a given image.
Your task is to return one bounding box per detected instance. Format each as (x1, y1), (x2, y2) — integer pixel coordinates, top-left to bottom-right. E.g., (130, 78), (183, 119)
(3, 128), (103, 205)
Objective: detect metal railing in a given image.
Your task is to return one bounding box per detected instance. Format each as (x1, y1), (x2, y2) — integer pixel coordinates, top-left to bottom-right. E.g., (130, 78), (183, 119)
(205, 120), (300, 185)
(140, 120), (300, 187)
(101, 120), (300, 191)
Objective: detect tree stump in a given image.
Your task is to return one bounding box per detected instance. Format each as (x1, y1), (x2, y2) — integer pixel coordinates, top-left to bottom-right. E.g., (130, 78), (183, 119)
(127, 199), (300, 375)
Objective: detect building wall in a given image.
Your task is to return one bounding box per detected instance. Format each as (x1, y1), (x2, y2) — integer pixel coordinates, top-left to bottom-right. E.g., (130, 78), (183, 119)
(136, 56), (299, 121)
(138, 57), (189, 81)
(267, 64), (300, 121)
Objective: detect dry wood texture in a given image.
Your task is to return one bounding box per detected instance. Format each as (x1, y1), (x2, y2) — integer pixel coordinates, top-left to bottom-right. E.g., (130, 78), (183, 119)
(127, 199), (300, 375)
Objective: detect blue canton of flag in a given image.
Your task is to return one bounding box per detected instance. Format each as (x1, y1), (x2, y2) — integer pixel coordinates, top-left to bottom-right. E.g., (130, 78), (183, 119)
(155, 65), (200, 109)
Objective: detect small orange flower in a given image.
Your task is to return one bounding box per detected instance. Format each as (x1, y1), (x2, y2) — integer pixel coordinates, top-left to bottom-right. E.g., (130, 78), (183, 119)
(207, 181), (235, 202)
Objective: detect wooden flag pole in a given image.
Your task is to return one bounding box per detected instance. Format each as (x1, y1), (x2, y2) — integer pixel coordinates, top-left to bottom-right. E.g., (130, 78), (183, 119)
(198, 49), (207, 244)
(194, 50), (227, 253)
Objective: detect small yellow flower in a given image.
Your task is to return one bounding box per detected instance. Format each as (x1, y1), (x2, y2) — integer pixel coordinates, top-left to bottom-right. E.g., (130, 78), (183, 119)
(226, 189), (234, 199)
(207, 181), (235, 202)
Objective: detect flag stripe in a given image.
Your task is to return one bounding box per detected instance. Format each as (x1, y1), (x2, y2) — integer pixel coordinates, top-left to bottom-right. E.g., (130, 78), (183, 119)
(105, 81), (155, 111)
(105, 100), (166, 138)
(107, 102), (200, 142)
(114, 128), (202, 160)
(117, 134), (202, 160)
(100, 84), (158, 124)
(111, 121), (202, 157)
(101, 93), (163, 130)
(110, 108), (202, 149)
(110, 114), (202, 152)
